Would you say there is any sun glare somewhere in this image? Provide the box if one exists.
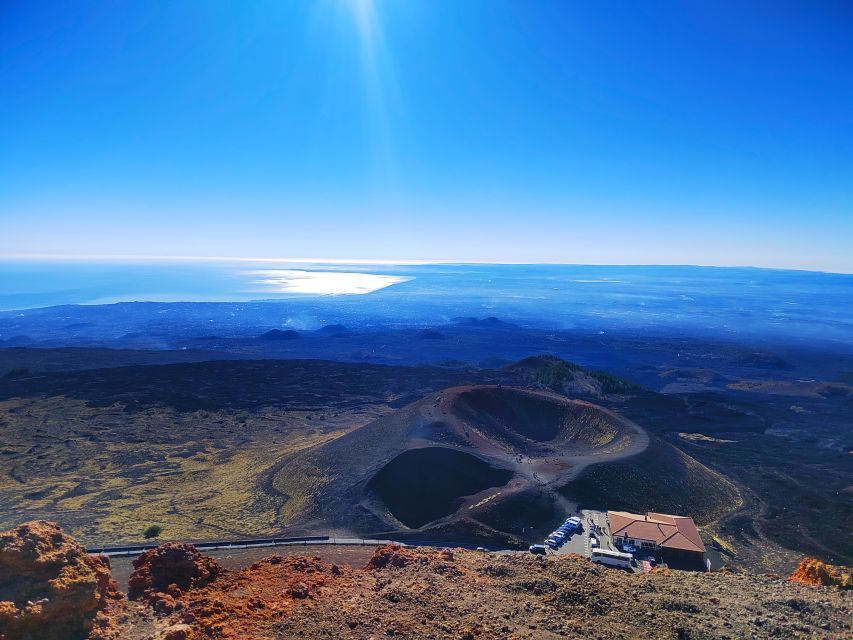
[348,0,376,39]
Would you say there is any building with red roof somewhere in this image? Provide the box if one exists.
[608,511,706,564]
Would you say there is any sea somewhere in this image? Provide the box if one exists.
[1,261,852,346]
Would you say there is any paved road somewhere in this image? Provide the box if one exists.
[87,536,505,558]
[546,510,608,559]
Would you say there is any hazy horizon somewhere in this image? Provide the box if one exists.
[3,262,852,350]
[2,255,853,277]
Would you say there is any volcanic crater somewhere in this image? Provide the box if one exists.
[362,386,648,532]
[274,384,652,542]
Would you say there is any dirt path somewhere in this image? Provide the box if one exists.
[416,389,650,489]
[548,412,650,483]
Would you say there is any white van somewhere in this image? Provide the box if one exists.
[591,548,633,569]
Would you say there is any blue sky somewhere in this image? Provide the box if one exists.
[1,1,851,271]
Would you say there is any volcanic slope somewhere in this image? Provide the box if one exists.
[0,359,515,543]
[272,385,659,543]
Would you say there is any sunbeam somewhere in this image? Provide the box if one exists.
[341,0,398,189]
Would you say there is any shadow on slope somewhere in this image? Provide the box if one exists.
[452,386,622,447]
[367,447,513,528]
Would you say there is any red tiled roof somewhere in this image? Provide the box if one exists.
[608,511,705,553]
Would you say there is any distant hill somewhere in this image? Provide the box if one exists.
[451,316,518,328]
[314,324,350,336]
[508,355,643,397]
[259,329,302,340]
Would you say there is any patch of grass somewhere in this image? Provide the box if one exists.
[0,395,371,544]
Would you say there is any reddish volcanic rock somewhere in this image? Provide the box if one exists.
[0,520,122,640]
[3,522,850,639]
[365,544,427,569]
[146,554,347,639]
[366,544,457,572]
[788,557,851,589]
[163,624,193,640]
[128,542,222,602]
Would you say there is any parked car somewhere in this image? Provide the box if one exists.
[590,537,599,548]
[567,517,581,527]
[529,544,547,555]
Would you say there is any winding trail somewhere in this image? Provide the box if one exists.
[413,385,650,487]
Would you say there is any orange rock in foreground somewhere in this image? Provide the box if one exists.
[788,557,852,589]
[128,541,223,602]
[366,543,441,569]
[0,520,123,640]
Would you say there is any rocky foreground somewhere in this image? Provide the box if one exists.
[0,522,850,640]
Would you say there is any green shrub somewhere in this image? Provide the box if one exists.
[143,525,162,539]
[534,357,581,390]
[590,370,642,394]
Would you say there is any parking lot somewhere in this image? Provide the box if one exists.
[548,524,587,557]
[546,509,606,556]
[542,509,643,573]
[541,509,596,557]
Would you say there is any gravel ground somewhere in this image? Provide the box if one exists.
[126,545,851,639]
